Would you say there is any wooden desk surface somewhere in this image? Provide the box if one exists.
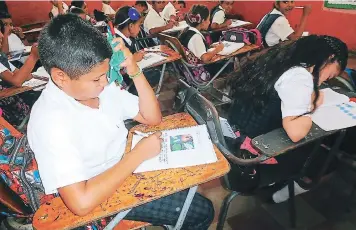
[0,77,48,100]
[32,113,230,230]
[208,44,260,64]
[141,45,182,69]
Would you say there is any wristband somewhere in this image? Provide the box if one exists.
[128,66,142,79]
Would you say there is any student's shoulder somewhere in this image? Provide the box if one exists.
[279,67,313,84]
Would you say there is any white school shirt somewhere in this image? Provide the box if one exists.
[144,8,166,34]
[51,2,69,17]
[27,79,139,194]
[274,67,313,118]
[257,9,294,47]
[212,6,226,24]
[161,2,176,21]
[8,33,25,53]
[102,2,115,15]
[0,61,16,74]
[186,27,208,59]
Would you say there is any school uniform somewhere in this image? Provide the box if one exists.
[27,78,214,229]
[102,2,115,15]
[114,28,139,54]
[179,27,208,60]
[7,33,25,53]
[51,2,69,17]
[160,2,176,21]
[256,8,294,47]
[143,8,166,34]
[211,5,226,25]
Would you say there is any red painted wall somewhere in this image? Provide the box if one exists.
[5,1,355,49]
[231,1,356,50]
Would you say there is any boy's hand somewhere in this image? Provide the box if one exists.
[30,43,39,60]
[133,132,162,161]
[224,19,232,26]
[13,27,25,38]
[111,37,138,75]
[303,5,312,16]
[133,52,144,62]
[166,21,175,30]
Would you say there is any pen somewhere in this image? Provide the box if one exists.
[134,130,150,138]
[295,6,304,9]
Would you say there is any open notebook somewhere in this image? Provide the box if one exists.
[163,21,188,33]
[311,88,355,131]
[137,52,167,69]
[131,125,218,173]
[229,20,252,28]
[208,41,245,56]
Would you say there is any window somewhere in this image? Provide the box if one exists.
[324,0,356,10]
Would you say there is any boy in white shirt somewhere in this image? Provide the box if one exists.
[161,0,185,22]
[134,1,149,16]
[28,14,214,229]
[0,12,28,54]
[102,0,116,20]
[257,1,312,47]
[50,0,68,18]
[144,0,175,35]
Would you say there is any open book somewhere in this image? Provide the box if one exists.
[137,52,167,69]
[208,41,245,56]
[131,125,218,173]
[311,88,354,131]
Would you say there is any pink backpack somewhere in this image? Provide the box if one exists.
[222,28,262,47]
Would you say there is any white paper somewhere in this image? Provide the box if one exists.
[311,88,354,131]
[137,52,166,69]
[32,67,51,79]
[131,125,217,173]
[208,41,245,56]
[22,78,47,91]
[219,117,236,139]
[229,20,252,28]
[163,21,188,33]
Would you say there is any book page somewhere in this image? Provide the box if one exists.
[208,41,244,56]
[131,125,217,173]
[319,88,349,108]
[137,53,167,69]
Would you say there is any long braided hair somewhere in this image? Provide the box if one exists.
[230,35,348,113]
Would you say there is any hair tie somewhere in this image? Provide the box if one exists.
[187,13,202,24]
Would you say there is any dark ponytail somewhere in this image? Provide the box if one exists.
[185,4,209,28]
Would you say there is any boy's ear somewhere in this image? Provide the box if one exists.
[51,67,71,88]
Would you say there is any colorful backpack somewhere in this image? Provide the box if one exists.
[222,28,262,47]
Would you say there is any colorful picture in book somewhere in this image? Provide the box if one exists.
[170,134,195,151]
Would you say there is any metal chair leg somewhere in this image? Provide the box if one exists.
[217,191,239,230]
[288,180,296,228]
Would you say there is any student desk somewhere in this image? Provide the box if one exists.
[0,76,48,100]
[140,45,181,94]
[208,44,260,64]
[32,113,230,230]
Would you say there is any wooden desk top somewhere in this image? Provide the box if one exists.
[0,77,48,100]
[208,44,260,64]
[32,113,230,230]
[141,45,182,69]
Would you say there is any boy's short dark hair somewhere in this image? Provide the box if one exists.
[175,1,186,8]
[70,7,85,15]
[0,11,11,20]
[38,14,112,79]
[135,1,148,8]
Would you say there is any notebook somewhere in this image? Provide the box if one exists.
[208,41,245,56]
[137,52,167,69]
[311,88,354,131]
[131,124,218,173]
[163,21,188,33]
[229,20,252,28]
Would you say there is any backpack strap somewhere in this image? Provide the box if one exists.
[256,13,282,47]
[210,5,223,25]
[179,29,209,50]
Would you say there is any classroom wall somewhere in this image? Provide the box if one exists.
[5,1,355,49]
[231,1,356,50]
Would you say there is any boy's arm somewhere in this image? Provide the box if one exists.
[58,132,162,216]
[149,21,174,35]
[288,5,312,40]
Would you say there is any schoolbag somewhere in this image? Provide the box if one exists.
[256,13,282,47]
[222,28,262,47]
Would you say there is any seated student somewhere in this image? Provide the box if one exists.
[228,35,348,202]
[0,21,40,126]
[102,0,115,20]
[134,0,149,16]
[114,6,160,94]
[70,0,97,24]
[161,0,186,22]
[143,0,175,35]
[257,1,312,47]
[0,12,29,55]
[50,0,68,18]
[179,5,224,64]
[27,14,214,229]
[210,0,233,30]
[69,7,87,20]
